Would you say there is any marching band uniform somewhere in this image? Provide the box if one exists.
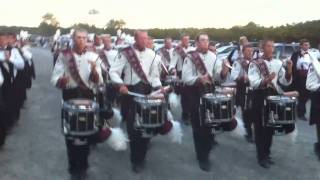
[248,56,292,168]
[0,61,5,147]
[110,45,179,173]
[0,47,24,128]
[51,48,103,176]
[169,45,194,124]
[157,46,174,69]
[291,49,313,120]
[182,49,225,171]
[97,46,118,103]
[305,51,320,158]
[231,57,253,141]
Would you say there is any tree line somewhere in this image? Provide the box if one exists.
[0,13,319,46]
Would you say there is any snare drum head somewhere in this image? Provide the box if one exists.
[64,99,98,110]
[134,97,164,106]
[267,96,296,103]
[202,93,233,101]
[221,81,237,88]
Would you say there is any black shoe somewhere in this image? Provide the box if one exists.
[132,163,144,173]
[198,160,211,172]
[258,158,270,169]
[266,156,275,165]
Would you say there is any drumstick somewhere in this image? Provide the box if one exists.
[127,91,147,98]
[160,61,169,75]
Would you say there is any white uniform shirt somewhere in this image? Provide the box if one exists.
[230,59,249,81]
[182,51,223,86]
[169,46,195,72]
[248,58,291,94]
[306,51,320,91]
[51,51,103,90]
[296,50,313,70]
[0,48,25,83]
[102,48,118,67]
[109,47,162,88]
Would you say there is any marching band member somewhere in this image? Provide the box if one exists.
[51,28,104,179]
[305,48,320,159]
[248,39,293,168]
[109,30,181,173]
[169,34,194,125]
[227,36,249,65]
[182,33,229,171]
[157,37,174,69]
[1,32,25,128]
[290,39,312,121]
[231,44,254,142]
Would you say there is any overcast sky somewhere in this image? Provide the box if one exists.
[2,0,319,28]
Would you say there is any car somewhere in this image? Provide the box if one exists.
[273,43,300,60]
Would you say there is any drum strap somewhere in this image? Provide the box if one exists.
[122,46,150,85]
[189,50,213,82]
[252,59,270,78]
[175,46,187,60]
[160,47,171,62]
[98,50,110,69]
[62,49,89,90]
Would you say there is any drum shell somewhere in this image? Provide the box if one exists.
[62,99,100,137]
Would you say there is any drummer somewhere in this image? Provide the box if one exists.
[109,30,179,173]
[248,39,293,168]
[231,44,254,142]
[182,33,229,171]
[51,28,104,179]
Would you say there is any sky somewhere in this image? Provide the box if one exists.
[1,0,319,29]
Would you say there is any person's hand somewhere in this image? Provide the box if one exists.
[266,72,276,84]
[119,85,128,95]
[58,76,69,88]
[88,60,96,70]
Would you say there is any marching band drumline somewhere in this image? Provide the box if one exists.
[2,28,320,179]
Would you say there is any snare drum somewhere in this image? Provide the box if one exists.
[61,99,100,136]
[134,97,167,137]
[200,93,234,132]
[265,96,297,135]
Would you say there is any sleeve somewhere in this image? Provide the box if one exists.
[91,57,104,85]
[182,56,198,85]
[51,53,65,87]
[10,49,25,70]
[306,64,320,91]
[248,63,263,89]
[230,61,241,81]
[109,52,126,84]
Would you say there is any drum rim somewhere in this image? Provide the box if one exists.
[134,97,164,104]
[63,98,99,110]
[267,95,296,102]
[202,93,233,100]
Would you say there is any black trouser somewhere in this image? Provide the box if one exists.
[0,110,6,146]
[121,82,152,165]
[62,88,94,174]
[242,107,253,136]
[252,89,275,160]
[188,85,214,162]
[297,91,309,118]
